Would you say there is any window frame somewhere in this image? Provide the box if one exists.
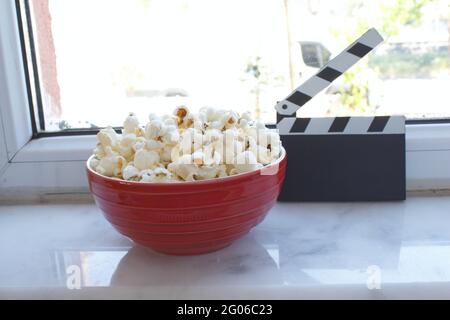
[0,0,33,160]
[1,0,450,197]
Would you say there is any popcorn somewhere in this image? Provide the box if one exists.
[254,145,272,165]
[90,107,282,183]
[182,113,196,129]
[168,162,198,181]
[174,106,190,127]
[151,167,175,183]
[146,139,165,151]
[140,167,174,183]
[201,107,222,123]
[162,115,177,127]
[197,165,227,180]
[237,112,252,129]
[119,133,137,161]
[161,126,180,145]
[202,143,221,166]
[170,145,183,164]
[266,131,282,161]
[177,154,195,165]
[123,163,140,181]
[139,169,155,183]
[97,127,120,148]
[135,127,146,137]
[192,150,205,165]
[123,112,140,135]
[221,111,239,130]
[133,137,147,152]
[160,145,174,163]
[204,129,222,144]
[134,149,160,171]
[94,143,107,158]
[145,119,165,141]
[221,130,244,164]
[95,147,126,177]
[89,157,100,171]
[234,151,263,174]
[244,136,258,152]
[210,119,226,131]
[180,128,203,154]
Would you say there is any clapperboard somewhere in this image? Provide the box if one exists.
[276,28,406,202]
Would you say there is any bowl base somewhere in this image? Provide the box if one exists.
[135,241,236,256]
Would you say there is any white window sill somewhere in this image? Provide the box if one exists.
[1,123,450,197]
[12,135,96,162]
[1,193,450,299]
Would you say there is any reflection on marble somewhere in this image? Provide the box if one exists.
[56,250,128,287]
[1,194,450,298]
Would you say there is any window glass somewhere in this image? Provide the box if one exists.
[318,44,331,67]
[301,43,321,68]
[26,0,450,131]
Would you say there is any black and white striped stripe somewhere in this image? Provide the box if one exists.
[275,28,384,117]
[277,116,405,135]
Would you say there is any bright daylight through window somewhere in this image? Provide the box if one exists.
[24,0,450,132]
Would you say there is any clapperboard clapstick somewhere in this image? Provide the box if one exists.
[276,28,384,128]
[275,28,406,202]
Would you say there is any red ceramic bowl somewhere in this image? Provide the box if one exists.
[86,148,287,255]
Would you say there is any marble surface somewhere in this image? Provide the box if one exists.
[1,194,450,299]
